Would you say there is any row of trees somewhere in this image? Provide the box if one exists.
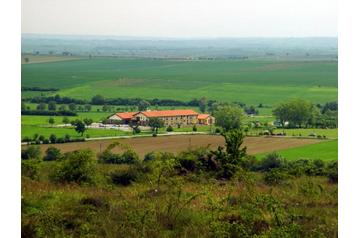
[273,99,338,128]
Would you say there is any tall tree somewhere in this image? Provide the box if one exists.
[198,97,207,113]
[48,101,57,111]
[148,118,164,133]
[74,120,86,136]
[214,105,243,132]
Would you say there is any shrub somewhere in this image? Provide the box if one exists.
[43,146,62,161]
[177,153,198,172]
[110,169,137,186]
[49,134,57,143]
[38,135,45,141]
[50,149,97,184]
[326,161,338,183]
[56,137,65,143]
[21,160,41,180]
[133,127,141,134]
[22,136,31,143]
[166,125,174,132]
[215,128,221,134]
[21,146,41,160]
[79,196,110,210]
[259,152,287,171]
[152,133,157,137]
[143,151,163,162]
[193,125,197,132]
[121,150,140,164]
[64,134,71,142]
[263,169,288,185]
[43,139,50,144]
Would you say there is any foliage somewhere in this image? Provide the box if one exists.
[148,118,164,133]
[43,146,62,161]
[166,125,174,132]
[50,149,97,184]
[21,146,41,160]
[263,169,289,185]
[214,105,243,132]
[73,120,86,136]
[21,159,41,180]
[138,100,151,111]
[98,142,140,164]
[258,152,287,172]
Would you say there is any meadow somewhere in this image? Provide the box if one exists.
[22,58,338,106]
[257,139,338,161]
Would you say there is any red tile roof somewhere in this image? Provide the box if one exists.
[115,112,137,120]
[198,114,210,120]
[136,109,198,118]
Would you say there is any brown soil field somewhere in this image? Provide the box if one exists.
[28,135,323,158]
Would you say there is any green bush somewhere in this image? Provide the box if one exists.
[263,169,288,185]
[143,151,163,162]
[110,169,137,186]
[259,152,287,171]
[43,146,62,161]
[121,149,140,164]
[166,125,174,132]
[193,125,197,132]
[49,134,57,143]
[21,160,41,180]
[326,161,338,183]
[50,149,97,184]
[21,146,41,160]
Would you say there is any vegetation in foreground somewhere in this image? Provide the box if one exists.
[22,129,337,237]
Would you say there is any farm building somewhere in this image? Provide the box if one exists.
[133,110,199,126]
[107,112,136,124]
[197,114,216,125]
[108,109,215,126]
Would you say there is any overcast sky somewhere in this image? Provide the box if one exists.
[22,0,337,38]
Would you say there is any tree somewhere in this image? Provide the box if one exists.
[49,134,57,143]
[74,120,86,136]
[48,117,55,127]
[48,101,57,111]
[148,118,164,133]
[21,146,41,160]
[62,117,70,124]
[84,104,92,112]
[83,118,93,127]
[138,100,150,111]
[21,102,26,110]
[199,97,207,113]
[68,103,77,111]
[273,99,316,128]
[43,147,62,161]
[36,103,46,111]
[223,129,247,163]
[91,95,105,105]
[24,57,29,63]
[59,105,66,111]
[214,105,244,132]
[102,105,111,112]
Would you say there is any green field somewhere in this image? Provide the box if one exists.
[22,58,337,105]
[258,139,338,161]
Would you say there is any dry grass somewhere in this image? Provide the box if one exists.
[26,135,323,158]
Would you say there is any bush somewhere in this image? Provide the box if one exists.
[152,133,157,137]
[50,149,97,184]
[263,169,288,185]
[193,125,197,132]
[110,169,137,186]
[43,146,62,161]
[326,161,338,183]
[166,125,174,132]
[49,134,57,143]
[43,139,50,144]
[21,160,41,180]
[133,127,141,134]
[215,128,221,134]
[64,134,71,142]
[121,150,140,164]
[177,153,198,172]
[22,136,31,143]
[259,152,287,171]
[56,137,65,143]
[144,151,162,162]
[38,135,45,141]
[21,146,41,160]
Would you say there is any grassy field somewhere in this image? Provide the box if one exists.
[258,139,338,161]
[21,54,85,64]
[22,58,337,105]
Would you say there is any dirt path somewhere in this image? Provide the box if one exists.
[27,135,323,158]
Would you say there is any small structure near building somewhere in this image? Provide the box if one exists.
[107,112,136,124]
[197,114,215,125]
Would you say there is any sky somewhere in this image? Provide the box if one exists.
[22,0,337,38]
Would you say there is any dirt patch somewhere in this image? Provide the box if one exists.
[27,135,323,159]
